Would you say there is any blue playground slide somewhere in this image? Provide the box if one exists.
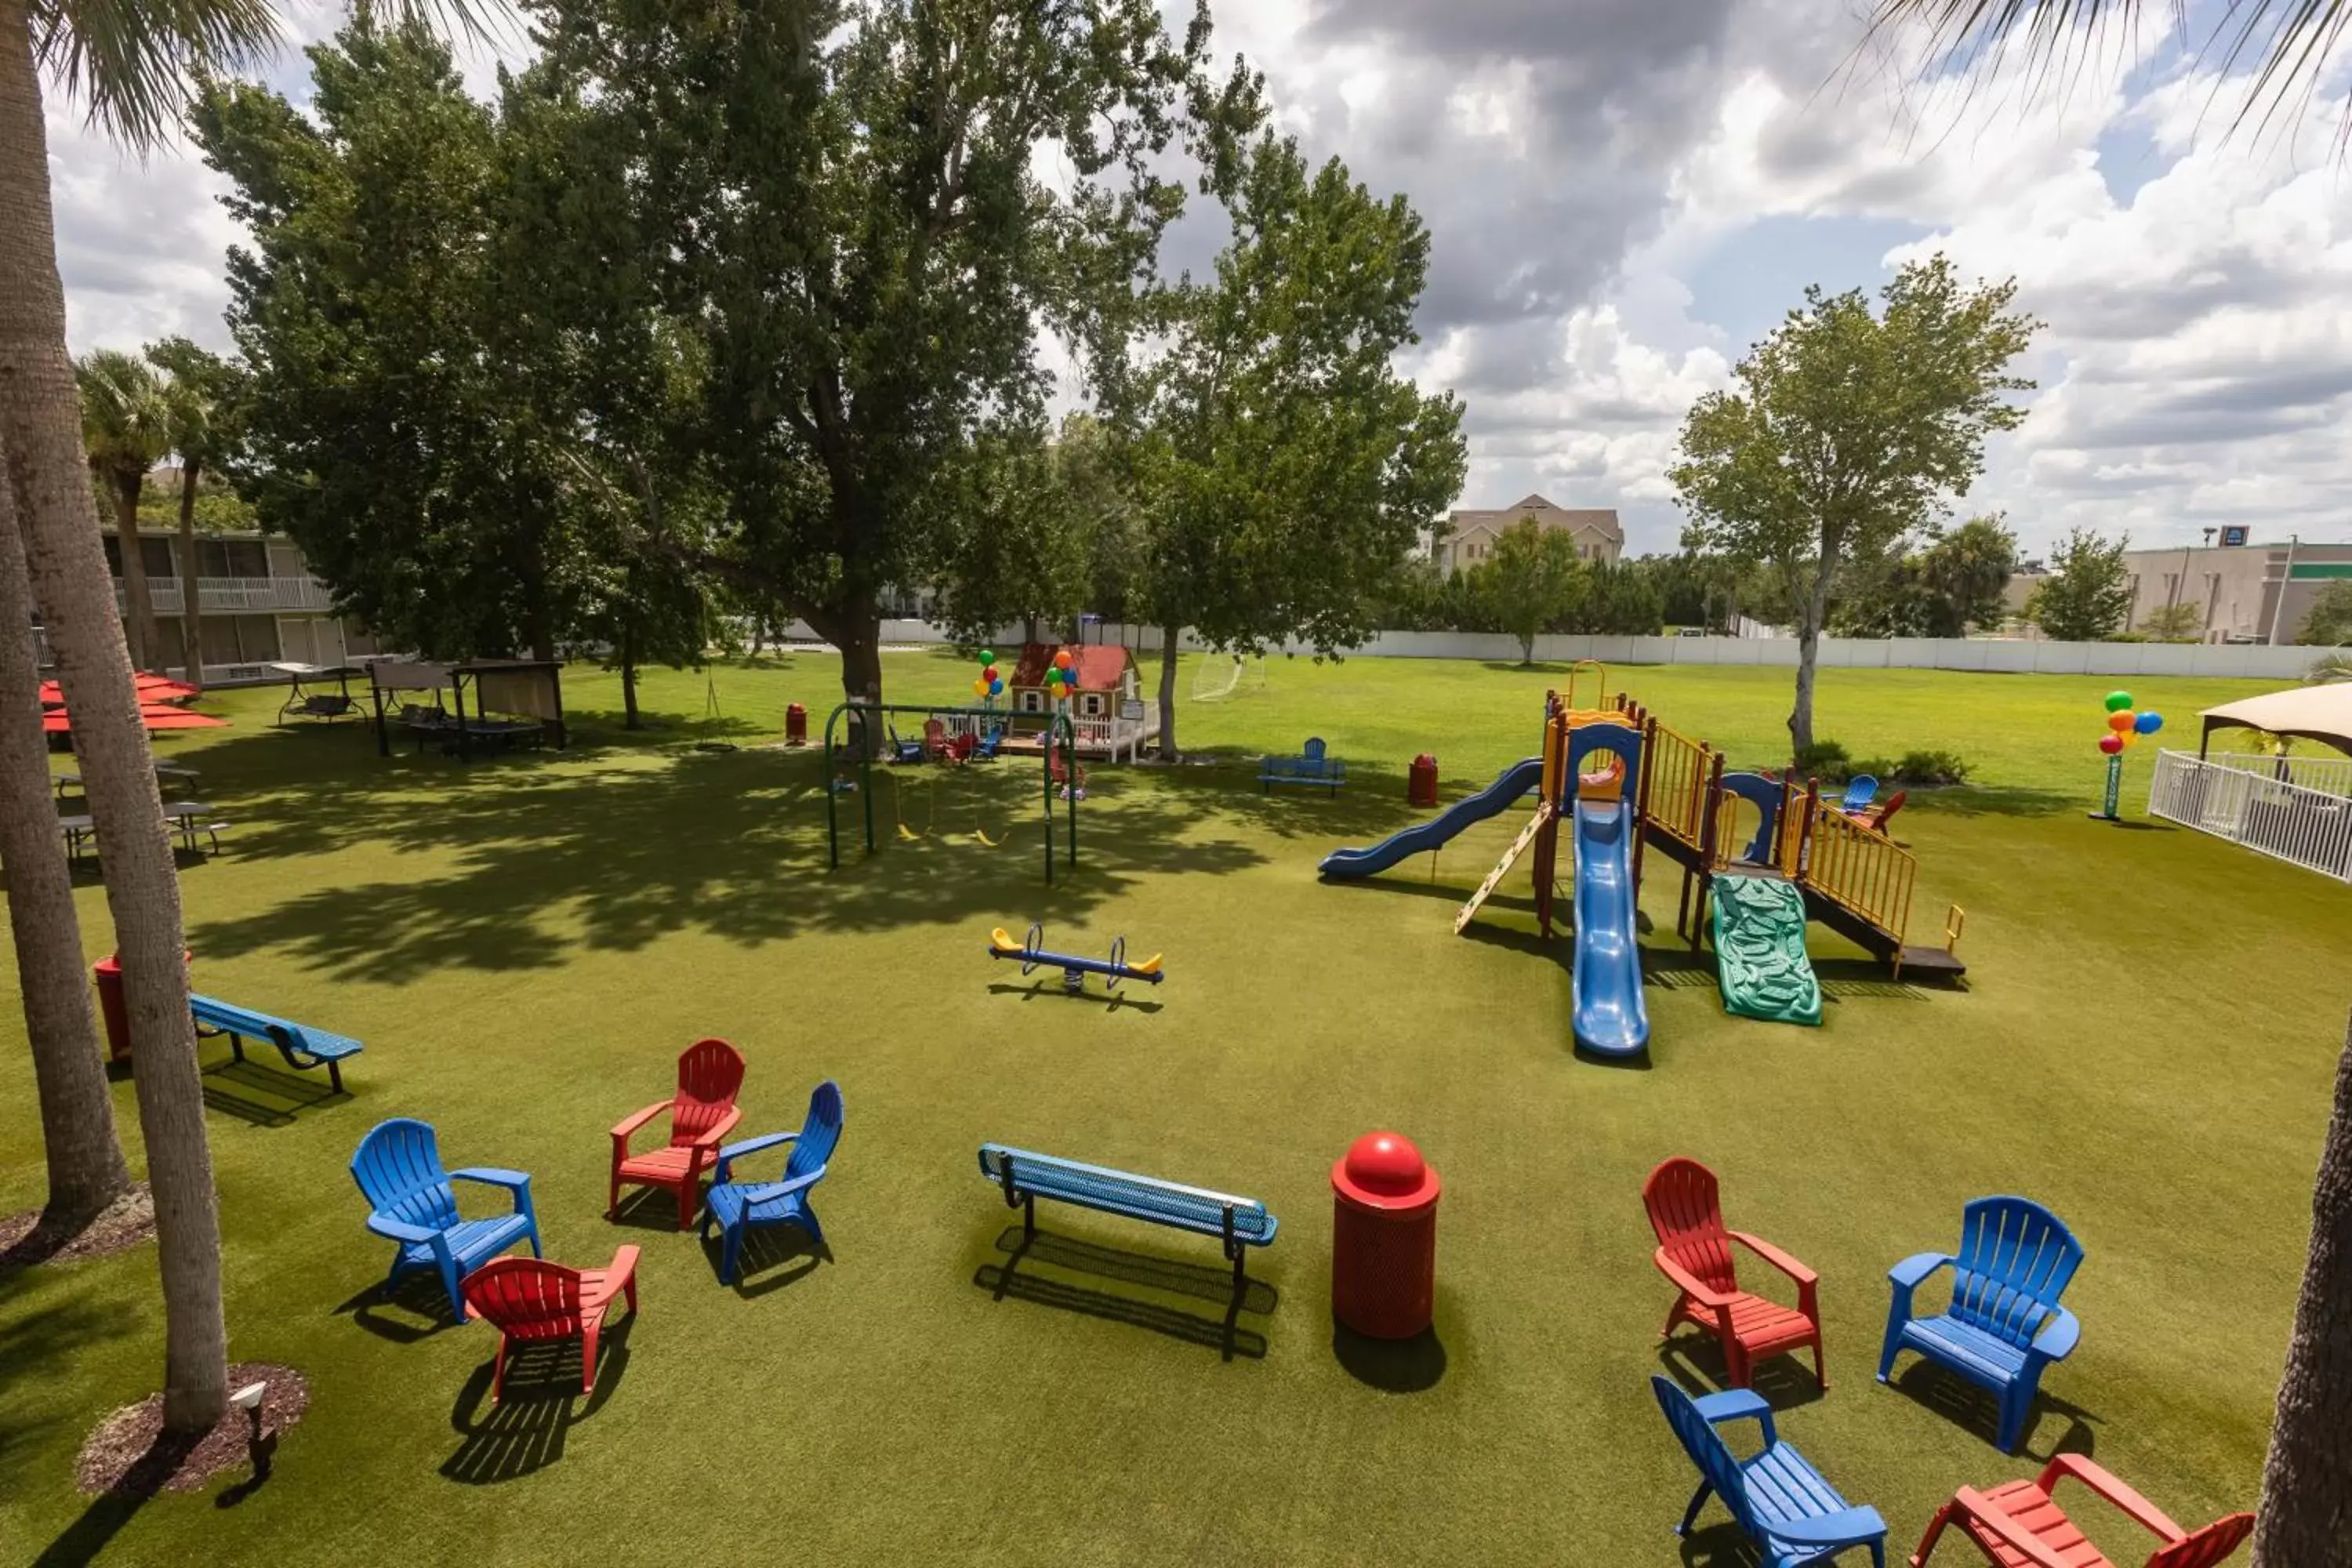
[1318,757,1544,879]
[1570,798,1650,1058]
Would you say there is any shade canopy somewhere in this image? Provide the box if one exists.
[2200,683,2352,758]
[42,703,230,734]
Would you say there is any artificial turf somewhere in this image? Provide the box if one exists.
[2,650,2345,1565]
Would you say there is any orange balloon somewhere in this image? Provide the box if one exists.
[1054,650,1074,670]
[2106,710,2135,733]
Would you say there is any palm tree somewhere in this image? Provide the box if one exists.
[1853,20,2352,1563]
[146,336,238,691]
[4,0,482,1436]
[0,447,132,1232]
[76,348,171,670]
[1860,3,2352,142]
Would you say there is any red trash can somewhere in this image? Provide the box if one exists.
[93,955,131,1064]
[785,702,808,746]
[1408,753,1439,808]
[1331,1130,1442,1339]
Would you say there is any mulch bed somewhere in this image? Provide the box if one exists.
[74,1364,310,1497]
[0,1184,155,1270]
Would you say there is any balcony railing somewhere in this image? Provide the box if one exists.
[122,575,337,615]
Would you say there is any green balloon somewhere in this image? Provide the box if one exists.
[978,648,995,666]
[2103,690,2134,713]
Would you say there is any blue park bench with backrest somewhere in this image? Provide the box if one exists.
[978,1144,1279,1289]
[1258,736,1346,795]
[190,993,364,1094]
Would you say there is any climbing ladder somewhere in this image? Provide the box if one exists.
[1455,800,1555,935]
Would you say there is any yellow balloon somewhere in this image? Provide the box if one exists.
[972,679,988,695]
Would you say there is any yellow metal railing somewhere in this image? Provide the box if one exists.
[1646,723,1714,851]
[1799,800,1916,948]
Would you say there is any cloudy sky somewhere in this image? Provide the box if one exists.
[43,0,2352,557]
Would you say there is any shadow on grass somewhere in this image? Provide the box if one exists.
[973,1222,1271,1361]
[1913,784,2085,818]
[1678,1520,1770,1567]
[1656,1336,1825,1412]
[333,1271,462,1345]
[441,1318,633,1484]
[180,736,1269,981]
[198,1057,347,1128]
[1883,1360,2100,1462]
[30,1437,201,1567]
[699,1222,829,1297]
[985,980,1165,1014]
[1332,1323,1447,1392]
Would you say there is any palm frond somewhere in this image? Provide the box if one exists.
[30,0,511,155]
[1861,0,2352,147]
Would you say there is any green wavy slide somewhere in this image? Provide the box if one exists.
[1711,873,1822,1026]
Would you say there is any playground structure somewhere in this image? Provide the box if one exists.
[1322,662,1965,1056]
[825,702,1080,884]
[989,924,1165,996]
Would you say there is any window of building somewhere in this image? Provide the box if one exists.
[102,536,180,578]
[1083,692,1105,717]
[197,539,270,578]
[1019,689,1044,714]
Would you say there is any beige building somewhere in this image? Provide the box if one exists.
[62,517,376,682]
[1436,495,1623,573]
[2123,539,2352,644]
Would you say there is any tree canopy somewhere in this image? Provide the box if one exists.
[2028,527,2134,641]
[1671,254,2039,753]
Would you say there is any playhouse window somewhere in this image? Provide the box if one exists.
[1083,693,1104,717]
[1020,690,1044,714]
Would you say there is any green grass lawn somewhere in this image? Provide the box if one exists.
[2,650,2344,1565]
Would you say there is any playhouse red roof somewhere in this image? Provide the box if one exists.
[1008,643,1129,691]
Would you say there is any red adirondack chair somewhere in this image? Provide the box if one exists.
[1864,789,1908,836]
[462,1247,641,1403]
[1642,1156,1827,1389]
[1911,1454,2253,1568]
[608,1038,746,1229]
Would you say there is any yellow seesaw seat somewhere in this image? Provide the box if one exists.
[1124,954,1163,977]
[989,927,1025,955]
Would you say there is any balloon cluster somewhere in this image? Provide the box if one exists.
[970,648,1004,702]
[2097,689,2164,756]
[1043,648,1076,702]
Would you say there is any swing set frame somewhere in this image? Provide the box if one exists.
[823,702,1080,884]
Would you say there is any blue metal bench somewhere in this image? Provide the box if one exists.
[1258,736,1346,794]
[190,993,364,1094]
[978,1144,1278,1287]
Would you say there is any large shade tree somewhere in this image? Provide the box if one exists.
[145,336,244,690]
[522,0,1226,713]
[1858,10,2352,1561]
[1670,255,2038,756]
[76,347,172,670]
[3,0,486,1437]
[1134,131,1466,755]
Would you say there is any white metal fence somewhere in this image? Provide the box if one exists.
[2148,749,2352,883]
[2195,751,2352,799]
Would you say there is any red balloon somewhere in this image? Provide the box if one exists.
[982,665,999,683]
[2098,734,2125,755]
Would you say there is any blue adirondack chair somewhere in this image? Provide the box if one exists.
[1878,1196,2084,1453]
[1838,775,1878,815]
[700,1080,843,1284]
[1652,1375,1887,1567]
[350,1118,540,1321]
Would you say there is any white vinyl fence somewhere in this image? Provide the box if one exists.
[2148,749,2352,884]
[781,619,2323,681]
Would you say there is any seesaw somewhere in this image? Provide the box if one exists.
[988,924,1165,996]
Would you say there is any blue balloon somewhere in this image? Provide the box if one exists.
[989,678,1004,695]
[2135,710,2164,735]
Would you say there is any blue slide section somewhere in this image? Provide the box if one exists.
[1318,757,1543,879]
[1570,799,1650,1058]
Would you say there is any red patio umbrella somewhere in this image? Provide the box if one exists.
[42,703,229,734]
[38,673,199,708]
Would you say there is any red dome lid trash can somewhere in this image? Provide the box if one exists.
[785,702,808,746]
[1407,753,1439,809]
[93,955,131,1064]
[1331,1131,1441,1340]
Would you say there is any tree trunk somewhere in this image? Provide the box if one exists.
[1788,554,1838,758]
[110,471,158,671]
[0,455,132,1227]
[2252,1010,2352,1568]
[0,0,227,1433]
[1156,623,1180,760]
[748,615,765,658]
[1519,631,1535,664]
[175,460,201,691]
[619,626,640,730]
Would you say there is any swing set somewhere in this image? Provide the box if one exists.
[824,702,1080,885]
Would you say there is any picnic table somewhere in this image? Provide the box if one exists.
[52,762,201,800]
[57,801,227,862]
